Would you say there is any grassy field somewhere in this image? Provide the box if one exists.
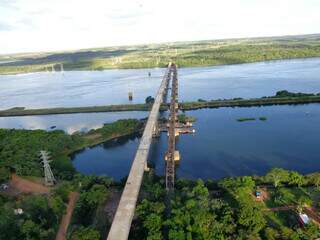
[1,34,320,74]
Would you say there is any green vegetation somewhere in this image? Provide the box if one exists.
[0,119,143,239]
[145,96,155,104]
[271,90,317,98]
[1,91,320,117]
[69,175,113,239]
[237,117,256,122]
[1,116,320,238]
[237,117,267,122]
[0,119,143,182]
[177,114,196,123]
[1,34,320,74]
[180,92,320,111]
[0,189,68,239]
[0,173,115,240]
[0,104,152,117]
[130,169,320,239]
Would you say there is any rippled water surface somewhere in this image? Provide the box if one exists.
[1,58,320,110]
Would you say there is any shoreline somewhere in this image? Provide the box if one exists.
[1,56,319,76]
[2,95,320,117]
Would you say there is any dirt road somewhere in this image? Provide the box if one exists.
[10,174,49,194]
[56,192,79,240]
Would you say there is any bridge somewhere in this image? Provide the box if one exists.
[165,64,179,191]
[107,63,173,240]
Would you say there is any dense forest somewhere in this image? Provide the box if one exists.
[130,170,320,240]
[1,34,320,74]
[0,119,143,182]
[2,167,320,239]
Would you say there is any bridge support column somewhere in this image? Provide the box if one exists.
[152,122,160,138]
[144,162,150,172]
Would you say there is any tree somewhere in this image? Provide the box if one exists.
[22,220,40,240]
[237,199,266,234]
[297,223,320,239]
[265,168,290,188]
[307,173,320,189]
[71,227,100,240]
[0,167,10,183]
[297,196,312,212]
[51,196,65,222]
[145,96,155,104]
[288,171,305,187]
[274,188,295,205]
[264,227,279,240]
[165,180,235,239]
[143,214,163,240]
[0,206,21,239]
[240,176,255,189]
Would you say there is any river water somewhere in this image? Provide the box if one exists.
[1,58,320,180]
[1,58,320,110]
[72,104,320,180]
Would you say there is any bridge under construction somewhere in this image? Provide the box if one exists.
[107,63,189,240]
[165,63,179,192]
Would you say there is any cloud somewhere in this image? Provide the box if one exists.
[0,0,320,54]
[0,22,14,31]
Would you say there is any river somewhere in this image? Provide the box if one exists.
[72,104,320,180]
[1,58,320,110]
[1,58,320,180]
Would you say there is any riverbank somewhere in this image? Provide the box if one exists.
[2,92,320,117]
[0,119,144,181]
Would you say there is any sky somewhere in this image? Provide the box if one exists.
[0,0,319,54]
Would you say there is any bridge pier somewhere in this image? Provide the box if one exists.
[144,161,150,172]
[152,122,160,138]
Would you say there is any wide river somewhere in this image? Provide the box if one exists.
[1,58,320,110]
[1,58,320,180]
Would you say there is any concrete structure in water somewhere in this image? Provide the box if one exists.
[107,63,172,240]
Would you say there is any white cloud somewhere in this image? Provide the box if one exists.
[0,0,319,54]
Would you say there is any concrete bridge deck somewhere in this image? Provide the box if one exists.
[107,64,172,240]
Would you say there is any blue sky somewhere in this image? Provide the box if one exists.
[0,0,319,54]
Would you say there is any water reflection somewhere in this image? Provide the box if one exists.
[0,111,148,134]
[73,104,320,180]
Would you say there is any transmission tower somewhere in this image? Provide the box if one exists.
[39,150,56,186]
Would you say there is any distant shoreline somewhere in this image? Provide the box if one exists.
[1,56,320,76]
[1,34,320,75]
